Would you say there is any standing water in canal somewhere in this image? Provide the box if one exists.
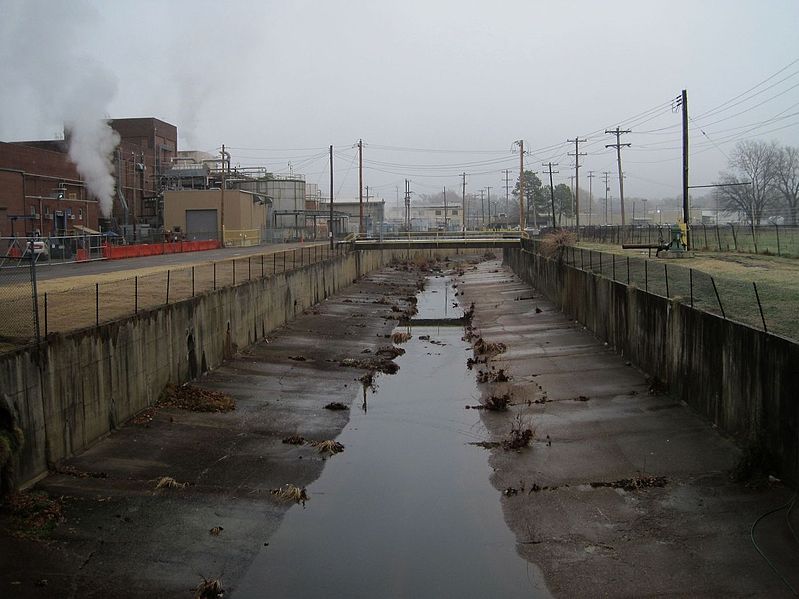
[235,273,549,598]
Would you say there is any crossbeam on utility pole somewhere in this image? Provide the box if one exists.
[543,162,559,228]
[567,137,587,230]
[605,127,632,227]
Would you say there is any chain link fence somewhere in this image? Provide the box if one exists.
[575,224,799,257]
[523,238,797,341]
[37,243,345,338]
[0,247,40,354]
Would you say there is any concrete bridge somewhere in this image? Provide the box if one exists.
[349,231,524,251]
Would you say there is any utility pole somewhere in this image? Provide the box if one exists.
[601,172,610,224]
[486,186,492,227]
[567,137,587,230]
[503,169,510,226]
[329,145,334,250]
[480,189,485,226]
[519,140,525,230]
[357,139,364,236]
[461,172,467,233]
[543,162,558,229]
[587,171,595,226]
[605,128,631,227]
[443,186,448,231]
[404,179,411,231]
[680,89,690,249]
[220,144,226,246]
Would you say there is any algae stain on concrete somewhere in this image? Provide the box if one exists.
[234,275,549,598]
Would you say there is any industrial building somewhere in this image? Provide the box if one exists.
[0,141,97,237]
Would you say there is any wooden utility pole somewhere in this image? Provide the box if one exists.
[480,189,485,226]
[587,170,595,226]
[461,172,467,233]
[443,186,448,231]
[358,139,364,236]
[404,179,411,230]
[520,140,525,231]
[486,186,492,227]
[503,169,511,225]
[329,145,334,250]
[605,128,631,226]
[567,137,587,230]
[543,162,558,229]
[602,171,610,224]
[681,89,690,249]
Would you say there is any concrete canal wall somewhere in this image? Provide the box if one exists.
[1,247,469,488]
[504,247,799,482]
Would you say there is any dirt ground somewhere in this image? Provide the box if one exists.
[457,259,799,597]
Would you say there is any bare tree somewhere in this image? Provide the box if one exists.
[775,146,799,225]
[715,140,779,224]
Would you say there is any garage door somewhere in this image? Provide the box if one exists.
[185,209,218,240]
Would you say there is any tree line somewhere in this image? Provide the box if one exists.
[715,140,799,225]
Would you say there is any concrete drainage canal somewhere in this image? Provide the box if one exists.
[235,268,549,598]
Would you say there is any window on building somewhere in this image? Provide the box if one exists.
[30,206,36,216]
[44,206,50,216]
[435,210,442,216]
[78,208,83,220]
[452,210,458,215]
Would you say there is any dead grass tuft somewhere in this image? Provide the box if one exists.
[539,230,576,261]
[159,384,235,413]
[152,476,188,490]
[282,434,306,445]
[195,576,224,599]
[312,440,345,455]
[502,415,535,451]
[271,484,309,504]
[391,331,412,344]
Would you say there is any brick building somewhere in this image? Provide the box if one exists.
[0,141,97,237]
[109,118,177,228]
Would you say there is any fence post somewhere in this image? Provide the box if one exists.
[249,256,252,280]
[44,292,48,337]
[775,224,781,256]
[95,282,99,326]
[730,224,738,251]
[273,252,276,273]
[166,270,171,304]
[599,252,602,274]
[28,241,41,344]
[750,222,758,254]
[589,250,592,271]
[626,257,630,284]
[612,254,616,280]
[711,276,725,318]
[580,248,584,269]
[753,282,767,332]
[644,260,648,292]
[233,260,236,285]
[135,276,139,313]
[689,268,693,307]
[703,224,708,250]
[293,249,297,269]
[213,262,217,290]
[716,225,722,251]
[261,254,264,277]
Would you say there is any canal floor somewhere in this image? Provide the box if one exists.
[235,274,548,598]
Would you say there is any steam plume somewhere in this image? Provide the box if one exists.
[0,1,120,216]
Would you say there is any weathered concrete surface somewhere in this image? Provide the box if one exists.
[505,247,799,483]
[0,265,426,597]
[458,259,799,598]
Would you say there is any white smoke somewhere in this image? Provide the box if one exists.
[0,0,120,216]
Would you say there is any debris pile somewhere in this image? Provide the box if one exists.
[324,402,348,411]
[159,384,235,413]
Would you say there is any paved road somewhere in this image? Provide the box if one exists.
[30,241,327,282]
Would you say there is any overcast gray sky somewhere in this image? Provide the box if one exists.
[2,0,798,207]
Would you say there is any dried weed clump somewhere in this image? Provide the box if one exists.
[539,230,576,261]
[195,576,224,599]
[153,476,188,490]
[391,331,412,344]
[159,384,235,413]
[502,415,535,451]
[271,484,309,505]
[312,440,345,455]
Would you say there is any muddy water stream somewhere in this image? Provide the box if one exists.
[235,274,548,598]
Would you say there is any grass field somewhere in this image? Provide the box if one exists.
[572,242,799,341]
[0,244,337,345]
